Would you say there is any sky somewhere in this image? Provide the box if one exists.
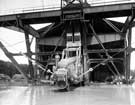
[0,27,34,64]
[0,0,61,15]
[0,0,57,64]
[0,0,135,71]
[0,24,47,64]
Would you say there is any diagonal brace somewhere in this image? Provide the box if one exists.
[16,17,40,38]
[89,23,121,77]
[98,53,117,76]
[121,15,134,33]
[0,41,28,80]
[103,18,121,33]
[40,23,55,37]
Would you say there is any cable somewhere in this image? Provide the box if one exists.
[8,40,25,47]
[0,38,24,48]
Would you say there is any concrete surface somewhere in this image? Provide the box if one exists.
[0,84,135,105]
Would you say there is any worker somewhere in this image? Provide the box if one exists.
[46,68,52,80]
[55,53,60,68]
[52,65,57,72]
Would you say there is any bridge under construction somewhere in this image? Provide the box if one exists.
[1,0,135,105]
[0,0,135,84]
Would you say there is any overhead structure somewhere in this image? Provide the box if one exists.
[0,0,135,83]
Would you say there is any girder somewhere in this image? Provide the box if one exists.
[0,3,135,25]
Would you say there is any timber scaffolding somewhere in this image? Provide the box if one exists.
[0,0,135,83]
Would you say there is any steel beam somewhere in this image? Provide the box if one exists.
[88,58,124,63]
[89,24,109,56]
[87,48,124,53]
[0,3,135,25]
[16,17,40,38]
[82,21,89,84]
[125,27,132,83]
[89,23,121,77]
[103,18,121,33]
[40,23,55,37]
[5,26,24,33]
[22,25,40,38]
[97,53,118,76]
[30,36,34,46]
[25,32,34,79]
[0,41,28,80]
[121,16,134,33]
[9,51,62,56]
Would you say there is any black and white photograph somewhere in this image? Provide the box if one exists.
[0,0,135,105]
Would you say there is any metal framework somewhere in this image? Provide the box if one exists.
[0,1,135,83]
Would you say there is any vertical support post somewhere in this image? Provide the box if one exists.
[82,22,89,85]
[35,38,40,79]
[124,33,127,83]
[25,32,34,80]
[126,27,132,84]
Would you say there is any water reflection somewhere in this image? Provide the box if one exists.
[130,86,135,105]
[0,85,135,105]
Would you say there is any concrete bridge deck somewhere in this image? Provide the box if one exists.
[0,2,135,26]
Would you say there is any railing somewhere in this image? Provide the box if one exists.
[89,0,135,6]
[0,0,134,16]
[0,6,61,16]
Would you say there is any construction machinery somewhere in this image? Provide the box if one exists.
[1,0,135,88]
[51,22,85,90]
[52,47,84,90]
